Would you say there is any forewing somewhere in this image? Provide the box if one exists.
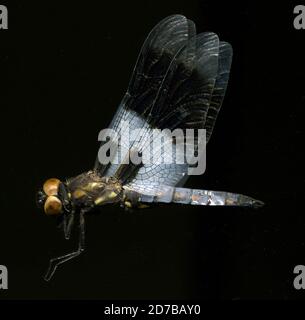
[94,15,196,175]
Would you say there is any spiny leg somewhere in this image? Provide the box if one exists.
[44,210,85,281]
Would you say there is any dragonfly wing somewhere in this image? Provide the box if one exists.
[94,15,196,175]
[94,16,232,189]
[125,35,232,189]
[205,42,233,142]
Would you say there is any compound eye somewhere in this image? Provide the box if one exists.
[44,196,63,216]
[43,178,61,196]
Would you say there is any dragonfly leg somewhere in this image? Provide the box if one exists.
[63,212,75,240]
[44,210,85,281]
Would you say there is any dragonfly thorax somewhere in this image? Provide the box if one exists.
[67,171,123,210]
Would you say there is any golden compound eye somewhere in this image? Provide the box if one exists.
[44,196,63,216]
[43,178,61,196]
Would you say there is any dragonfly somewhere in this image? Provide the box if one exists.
[36,15,263,281]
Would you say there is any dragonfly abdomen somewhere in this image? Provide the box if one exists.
[126,185,263,208]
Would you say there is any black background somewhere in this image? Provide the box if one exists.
[0,0,304,300]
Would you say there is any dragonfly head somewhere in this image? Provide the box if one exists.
[36,178,64,216]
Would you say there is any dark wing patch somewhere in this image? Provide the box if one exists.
[205,42,233,142]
